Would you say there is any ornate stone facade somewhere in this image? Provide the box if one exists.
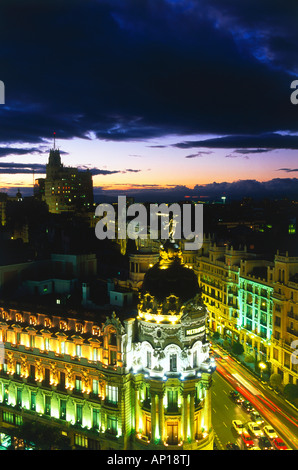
[0,241,214,450]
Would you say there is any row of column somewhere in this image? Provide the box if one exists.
[135,386,198,443]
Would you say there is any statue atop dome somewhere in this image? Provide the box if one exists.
[140,238,201,307]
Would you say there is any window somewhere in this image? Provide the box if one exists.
[29,365,35,381]
[16,388,22,407]
[169,354,177,372]
[60,399,67,420]
[30,335,35,348]
[45,395,51,415]
[93,348,99,361]
[3,412,22,426]
[29,316,37,326]
[106,385,118,404]
[92,326,100,336]
[16,332,21,345]
[92,379,99,395]
[3,386,8,403]
[275,316,281,327]
[109,350,117,366]
[31,392,36,411]
[44,337,50,351]
[76,344,82,357]
[59,372,66,389]
[75,376,82,392]
[76,404,83,425]
[44,368,50,385]
[16,362,21,376]
[167,390,178,411]
[60,341,65,354]
[74,433,88,448]
[145,417,151,438]
[107,416,118,435]
[59,321,67,330]
[109,332,117,346]
[92,409,100,429]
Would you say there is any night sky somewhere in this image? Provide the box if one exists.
[0,0,298,201]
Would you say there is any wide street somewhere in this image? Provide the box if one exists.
[211,347,298,450]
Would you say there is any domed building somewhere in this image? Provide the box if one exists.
[130,239,215,450]
[0,238,214,451]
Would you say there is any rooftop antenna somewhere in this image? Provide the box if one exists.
[53,131,56,150]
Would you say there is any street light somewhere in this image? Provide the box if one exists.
[259,361,266,379]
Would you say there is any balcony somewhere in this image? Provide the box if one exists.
[287,311,298,321]
[287,327,298,337]
[141,399,151,411]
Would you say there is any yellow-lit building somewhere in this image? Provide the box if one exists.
[44,147,93,214]
[0,240,214,450]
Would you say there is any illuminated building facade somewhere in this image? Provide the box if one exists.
[0,241,214,450]
[238,259,273,364]
[270,252,298,385]
[197,240,298,386]
[196,242,249,344]
[132,240,214,450]
[44,148,93,214]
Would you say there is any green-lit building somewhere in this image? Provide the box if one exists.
[0,241,214,450]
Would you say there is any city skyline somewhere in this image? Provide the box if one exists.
[0,0,298,201]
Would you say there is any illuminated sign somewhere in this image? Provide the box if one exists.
[185,325,205,336]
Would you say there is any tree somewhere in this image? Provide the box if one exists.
[231,342,244,356]
[244,354,255,363]
[17,421,71,450]
[284,383,298,402]
[269,373,282,390]
[212,331,220,341]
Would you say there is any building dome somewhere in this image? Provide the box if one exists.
[141,239,200,303]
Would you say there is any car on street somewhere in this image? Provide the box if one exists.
[226,442,240,450]
[247,421,264,437]
[272,438,288,450]
[241,429,254,448]
[242,400,254,412]
[229,391,244,404]
[250,410,264,425]
[232,419,244,434]
[258,436,274,450]
[263,425,278,440]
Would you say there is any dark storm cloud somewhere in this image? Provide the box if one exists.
[0,0,297,148]
[0,162,140,176]
[0,147,44,157]
[173,133,298,150]
[0,162,46,174]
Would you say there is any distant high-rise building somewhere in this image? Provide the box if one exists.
[44,147,93,214]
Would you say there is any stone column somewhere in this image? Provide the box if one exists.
[158,392,164,441]
[151,391,156,441]
[182,393,188,441]
[135,387,140,433]
[189,391,195,441]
